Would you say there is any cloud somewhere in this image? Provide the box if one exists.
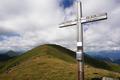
[0,0,120,52]
[80,0,120,51]
[0,0,75,51]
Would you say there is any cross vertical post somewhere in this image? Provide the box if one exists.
[59,1,107,80]
[77,1,84,80]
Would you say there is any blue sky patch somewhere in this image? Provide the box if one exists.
[0,32,20,41]
[60,0,75,9]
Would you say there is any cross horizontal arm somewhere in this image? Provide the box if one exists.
[59,13,107,28]
[82,13,107,23]
[59,20,76,28]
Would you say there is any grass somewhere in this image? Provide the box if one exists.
[0,44,120,80]
[0,55,77,80]
[0,44,75,73]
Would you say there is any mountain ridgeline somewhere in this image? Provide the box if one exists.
[87,51,120,64]
[0,50,18,61]
[0,44,120,80]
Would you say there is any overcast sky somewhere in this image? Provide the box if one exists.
[0,0,120,52]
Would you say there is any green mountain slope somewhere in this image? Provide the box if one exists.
[0,44,120,80]
[85,54,120,72]
[0,44,76,73]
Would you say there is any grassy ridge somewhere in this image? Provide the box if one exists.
[0,44,120,80]
[0,55,77,80]
[84,54,120,72]
[0,44,76,73]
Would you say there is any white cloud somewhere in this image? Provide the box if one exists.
[81,0,120,51]
[0,0,77,52]
[0,0,120,52]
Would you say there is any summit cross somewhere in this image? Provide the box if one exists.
[59,1,107,80]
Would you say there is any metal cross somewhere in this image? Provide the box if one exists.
[59,1,107,80]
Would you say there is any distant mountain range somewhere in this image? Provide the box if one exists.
[86,50,120,64]
[0,50,21,61]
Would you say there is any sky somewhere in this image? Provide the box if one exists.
[0,0,120,52]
